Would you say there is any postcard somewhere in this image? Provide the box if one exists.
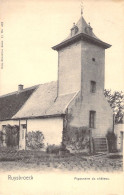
[0,0,124,194]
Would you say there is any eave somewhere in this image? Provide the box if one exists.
[11,113,65,120]
[52,33,111,51]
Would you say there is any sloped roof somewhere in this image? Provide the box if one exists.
[12,81,77,119]
[0,85,38,121]
[52,16,111,50]
[64,16,100,42]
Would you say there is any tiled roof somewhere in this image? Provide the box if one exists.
[12,81,77,119]
[64,16,100,42]
[0,85,38,121]
[52,16,111,50]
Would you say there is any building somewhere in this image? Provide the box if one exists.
[114,122,124,152]
[0,14,113,151]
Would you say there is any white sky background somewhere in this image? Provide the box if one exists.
[0,0,124,95]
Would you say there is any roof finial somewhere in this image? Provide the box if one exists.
[81,1,84,16]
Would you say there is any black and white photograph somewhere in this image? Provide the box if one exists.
[0,0,124,194]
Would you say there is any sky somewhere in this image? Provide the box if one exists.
[0,0,124,95]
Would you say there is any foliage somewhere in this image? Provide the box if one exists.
[0,131,3,146]
[64,126,90,151]
[26,131,44,150]
[46,144,70,154]
[4,125,19,147]
[104,89,124,124]
[46,144,62,154]
[106,131,117,153]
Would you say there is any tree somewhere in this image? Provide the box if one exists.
[104,89,124,124]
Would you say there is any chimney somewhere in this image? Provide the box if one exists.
[18,84,23,93]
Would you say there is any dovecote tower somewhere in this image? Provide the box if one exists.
[52,16,111,97]
[52,14,113,138]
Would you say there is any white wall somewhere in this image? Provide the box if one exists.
[0,117,63,149]
[27,117,63,146]
[58,41,81,95]
[68,92,113,138]
[114,124,124,151]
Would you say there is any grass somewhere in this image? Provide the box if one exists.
[108,154,123,159]
[0,148,123,172]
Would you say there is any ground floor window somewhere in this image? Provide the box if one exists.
[89,111,96,128]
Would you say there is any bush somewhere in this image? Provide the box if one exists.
[26,131,44,150]
[3,125,19,147]
[46,144,70,155]
[106,131,117,153]
[63,126,90,151]
[0,131,3,146]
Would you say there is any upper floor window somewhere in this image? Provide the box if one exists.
[92,58,95,62]
[90,81,96,93]
[89,111,96,128]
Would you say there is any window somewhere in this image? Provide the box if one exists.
[71,24,78,36]
[22,124,26,129]
[89,111,96,128]
[92,58,95,62]
[90,81,96,93]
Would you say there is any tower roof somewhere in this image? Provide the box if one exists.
[52,16,111,50]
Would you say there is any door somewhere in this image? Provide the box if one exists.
[19,124,26,150]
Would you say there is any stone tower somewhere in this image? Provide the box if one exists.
[52,16,111,97]
[52,15,113,138]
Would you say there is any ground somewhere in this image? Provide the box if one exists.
[0,149,123,172]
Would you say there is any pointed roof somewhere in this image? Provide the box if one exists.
[65,16,99,41]
[52,16,111,50]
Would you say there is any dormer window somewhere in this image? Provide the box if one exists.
[85,23,93,36]
[71,23,78,36]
